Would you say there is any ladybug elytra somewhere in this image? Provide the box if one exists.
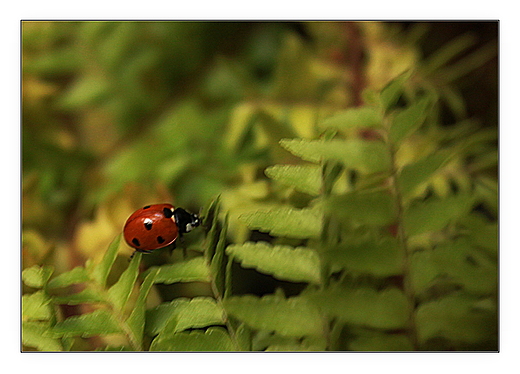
[123,204,200,256]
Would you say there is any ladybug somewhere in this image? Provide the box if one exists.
[123,203,200,256]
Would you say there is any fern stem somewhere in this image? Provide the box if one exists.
[385,125,420,350]
[204,248,241,350]
[392,180,420,350]
[208,267,242,351]
[319,161,343,349]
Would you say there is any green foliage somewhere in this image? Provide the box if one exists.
[217,70,496,351]
[22,69,497,352]
[319,106,383,132]
[147,257,210,284]
[307,286,409,329]
[380,70,413,111]
[226,242,322,284]
[239,206,322,239]
[265,164,322,196]
[224,295,324,337]
[22,22,497,351]
[323,236,403,277]
[280,138,391,173]
[22,236,158,351]
[150,327,234,351]
[146,297,225,336]
[389,96,432,144]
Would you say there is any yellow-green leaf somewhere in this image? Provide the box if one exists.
[265,164,322,196]
[319,106,382,132]
[22,265,54,289]
[150,257,210,284]
[280,138,390,174]
[224,294,324,337]
[227,242,321,284]
[150,327,234,351]
[307,287,408,329]
[239,206,322,239]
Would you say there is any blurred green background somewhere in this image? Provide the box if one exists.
[22,21,497,287]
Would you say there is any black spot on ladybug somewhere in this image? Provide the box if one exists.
[157,236,165,244]
[163,207,173,218]
[144,221,153,230]
[132,238,141,247]
[143,205,151,209]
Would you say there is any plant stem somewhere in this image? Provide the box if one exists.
[385,124,420,350]
[208,265,242,351]
[344,22,365,107]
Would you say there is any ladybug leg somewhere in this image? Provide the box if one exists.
[177,234,188,259]
[168,241,177,256]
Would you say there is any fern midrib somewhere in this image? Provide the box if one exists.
[384,120,420,350]
[205,257,242,351]
[319,162,340,350]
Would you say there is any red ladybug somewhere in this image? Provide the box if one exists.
[123,203,200,256]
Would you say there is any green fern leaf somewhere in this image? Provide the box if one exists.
[239,206,321,239]
[22,291,52,321]
[380,70,412,112]
[265,335,327,351]
[147,297,225,336]
[107,252,141,311]
[398,150,453,199]
[319,106,383,132]
[126,268,159,349]
[410,238,497,296]
[22,265,54,289]
[324,236,403,277]
[51,309,123,338]
[389,97,431,144]
[404,194,474,236]
[416,294,497,347]
[224,294,324,337]
[58,75,111,109]
[265,164,322,196]
[235,323,252,351]
[226,242,321,284]
[96,345,132,351]
[52,288,106,305]
[421,33,476,75]
[200,196,222,260]
[280,138,390,173]
[211,213,229,295]
[150,256,210,284]
[150,327,234,351]
[326,189,397,226]
[466,219,498,256]
[91,234,121,287]
[22,321,63,351]
[348,330,414,351]
[307,287,408,329]
[29,47,80,76]
[225,103,257,154]
[47,266,90,289]
[252,331,326,351]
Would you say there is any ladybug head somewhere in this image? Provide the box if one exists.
[173,207,201,234]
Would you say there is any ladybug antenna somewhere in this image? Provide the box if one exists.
[173,207,201,234]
